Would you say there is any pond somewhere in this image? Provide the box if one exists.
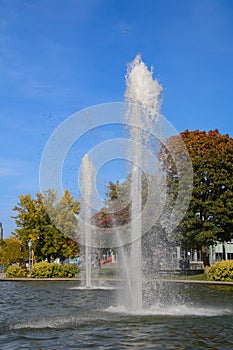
[0,280,233,349]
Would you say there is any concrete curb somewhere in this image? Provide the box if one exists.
[0,277,80,282]
[0,277,233,285]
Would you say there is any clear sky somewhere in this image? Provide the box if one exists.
[1,0,233,237]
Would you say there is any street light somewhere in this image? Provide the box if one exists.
[28,241,32,272]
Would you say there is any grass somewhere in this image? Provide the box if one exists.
[96,268,208,281]
[94,267,119,277]
[177,273,208,281]
[152,273,208,281]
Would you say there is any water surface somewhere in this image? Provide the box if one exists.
[0,281,232,349]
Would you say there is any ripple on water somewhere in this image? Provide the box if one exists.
[0,281,233,349]
[105,304,233,317]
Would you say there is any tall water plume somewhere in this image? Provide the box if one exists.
[79,154,96,288]
[124,54,162,310]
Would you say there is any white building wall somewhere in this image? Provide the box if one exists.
[209,240,233,263]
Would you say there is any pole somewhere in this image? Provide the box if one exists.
[28,241,32,272]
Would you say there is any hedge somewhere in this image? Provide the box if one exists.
[6,265,28,278]
[207,260,233,282]
[30,261,78,278]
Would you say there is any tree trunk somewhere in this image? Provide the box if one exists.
[222,242,227,260]
[201,246,210,266]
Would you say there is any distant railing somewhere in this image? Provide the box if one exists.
[189,261,204,270]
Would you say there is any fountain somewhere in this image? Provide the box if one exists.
[78,153,116,290]
[79,154,95,288]
[114,55,164,311]
[77,55,189,306]
[14,56,232,349]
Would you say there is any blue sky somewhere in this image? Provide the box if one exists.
[1,0,233,237]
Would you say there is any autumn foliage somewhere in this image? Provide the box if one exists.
[169,129,233,263]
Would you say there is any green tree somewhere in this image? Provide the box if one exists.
[12,190,80,262]
[43,189,80,239]
[104,179,130,226]
[0,236,23,265]
[164,129,233,264]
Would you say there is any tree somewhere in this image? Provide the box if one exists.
[104,180,130,226]
[43,189,80,239]
[12,190,80,262]
[164,129,233,264]
[0,236,23,265]
[93,174,155,254]
[94,207,112,229]
[91,180,131,257]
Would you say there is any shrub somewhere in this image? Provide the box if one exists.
[30,261,78,278]
[207,260,233,282]
[61,264,78,278]
[6,264,28,278]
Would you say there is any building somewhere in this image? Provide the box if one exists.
[0,223,3,239]
[209,240,233,263]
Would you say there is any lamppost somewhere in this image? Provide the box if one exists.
[28,241,32,272]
